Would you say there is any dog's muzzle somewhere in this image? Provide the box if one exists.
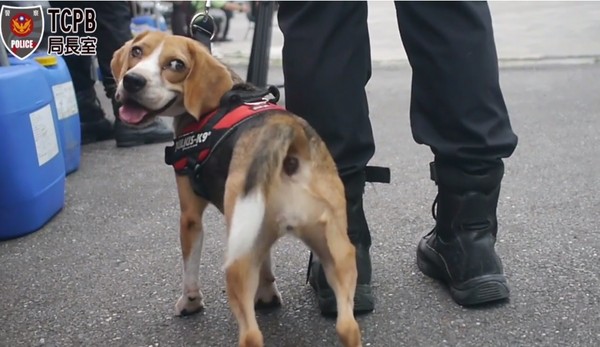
[118,96,177,125]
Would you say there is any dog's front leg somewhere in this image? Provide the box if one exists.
[174,175,209,316]
[254,251,282,309]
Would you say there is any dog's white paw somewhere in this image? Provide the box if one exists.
[175,291,205,316]
[254,280,282,310]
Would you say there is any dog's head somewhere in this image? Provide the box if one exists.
[110,31,233,126]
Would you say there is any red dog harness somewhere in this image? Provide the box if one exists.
[166,101,285,172]
[164,86,285,198]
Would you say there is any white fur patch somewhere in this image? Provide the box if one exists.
[130,42,163,79]
[224,190,265,268]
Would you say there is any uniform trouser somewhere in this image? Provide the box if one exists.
[49,1,133,99]
[171,2,194,37]
[277,1,518,177]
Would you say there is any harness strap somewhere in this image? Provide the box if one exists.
[165,86,285,200]
[219,85,280,108]
[165,86,281,168]
[187,115,263,199]
[365,166,391,184]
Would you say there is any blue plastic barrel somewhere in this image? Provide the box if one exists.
[9,53,81,175]
[0,63,66,240]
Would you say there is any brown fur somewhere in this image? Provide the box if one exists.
[111,31,362,347]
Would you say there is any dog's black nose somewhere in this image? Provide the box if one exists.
[122,73,147,93]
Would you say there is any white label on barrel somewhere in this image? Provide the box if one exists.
[52,82,78,120]
[29,105,60,166]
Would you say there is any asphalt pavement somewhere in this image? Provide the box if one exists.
[212,1,600,67]
[1,60,599,347]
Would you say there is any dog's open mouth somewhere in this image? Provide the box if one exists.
[119,97,177,125]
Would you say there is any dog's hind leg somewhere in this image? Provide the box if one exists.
[174,175,209,316]
[300,212,362,347]
[223,181,273,347]
[225,253,265,347]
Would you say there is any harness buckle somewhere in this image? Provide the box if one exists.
[365,166,391,184]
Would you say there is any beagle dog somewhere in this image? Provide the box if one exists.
[110,31,362,347]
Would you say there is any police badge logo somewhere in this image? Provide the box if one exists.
[0,5,44,60]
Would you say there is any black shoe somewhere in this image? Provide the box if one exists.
[114,118,174,148]
[417,161,510,306]
[308,244,374,316]
[81,118,114,145]
[76,88,114,144]
[111,96,174,148]
[307,170,375,316]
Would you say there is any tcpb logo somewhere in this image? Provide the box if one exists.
[0,5,44,60]
[1,5,98,60]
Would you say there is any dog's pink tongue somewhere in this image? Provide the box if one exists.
[119,103,148,124]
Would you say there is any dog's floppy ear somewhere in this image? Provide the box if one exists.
[110,39,134,83]
[183,39,234,118]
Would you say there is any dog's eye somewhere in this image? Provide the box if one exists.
[131,46,143,58]
[168,59,186,72]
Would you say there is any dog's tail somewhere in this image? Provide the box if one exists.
[224,118,312,268]
[243,118,311,197]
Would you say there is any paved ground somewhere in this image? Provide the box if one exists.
[2,2,600,347]
[2,61,599,347]
[213,1,600,67]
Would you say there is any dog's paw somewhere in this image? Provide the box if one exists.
[175,292,205,316]
[254,281,282,310]
[240,328,264,347]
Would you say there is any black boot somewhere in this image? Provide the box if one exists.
[417,161,510,306]
[308,170,374,316]
[76,88,113,145]
[111,96,174,148]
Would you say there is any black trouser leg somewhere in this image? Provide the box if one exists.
[278,1,375,179]
[394,1,518,172]
[171,2,193,37]
[394,1,517,305]
[61,54,95,94]
[222,10,233,39]
[48,0,95,94]
[278,1,375,315]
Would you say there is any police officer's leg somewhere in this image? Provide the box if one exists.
[278,1,376,315]
[395,1,518,305]
[86,1,173,148]
[171,2,192,36]
[85,1,131,99]
[49,0,112,144]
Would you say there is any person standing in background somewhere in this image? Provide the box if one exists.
[49,1,173,147]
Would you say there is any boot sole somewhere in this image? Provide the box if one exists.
[115,133,173,148]
[82,132,113,145]
[417,249,510,306]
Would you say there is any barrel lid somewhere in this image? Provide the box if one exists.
[34,55,58,67]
